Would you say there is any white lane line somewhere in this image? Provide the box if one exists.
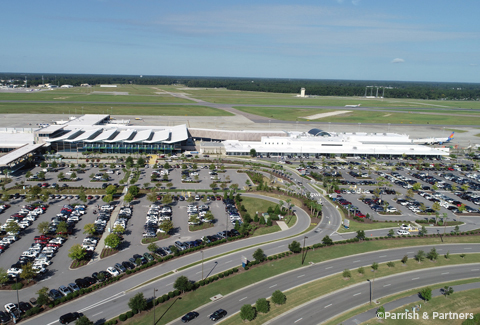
[353,293,361,296]
[441,272,449,275]
[353,260,360,263]
[269,284,277,288]
[92,311,103,317]
[294,318,303,323]
[166,282,174,286]
[437,249,443,251]
[379,255,387,258]
[383,284,391,287]
[325,266,333,269]
[297,274,305,278]
[464,248,472,250]
[46,321,59,325]
[278,245,285,248]
[196,271,202,274]
[225,260,232,264]
[412,277,420,280]
[472,269,479,271]
[77,292,125,313]
[324,304,332,308]
[407,251,414,254]
[239,297,248,301]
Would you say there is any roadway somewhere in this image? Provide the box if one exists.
[23,242,480,324]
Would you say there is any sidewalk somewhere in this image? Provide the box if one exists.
[90,201,123,262]
[343,282,480,325]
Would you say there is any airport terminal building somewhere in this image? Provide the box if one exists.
[221,128,449,158]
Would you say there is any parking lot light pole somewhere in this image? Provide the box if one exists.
[302,236,308,264]
[153,288,158,325]
[201,250,204,280]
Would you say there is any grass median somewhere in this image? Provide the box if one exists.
[117,235,479,324]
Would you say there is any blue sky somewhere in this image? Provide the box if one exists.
[2,0,479,82]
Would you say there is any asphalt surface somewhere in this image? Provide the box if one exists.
[265,264,480,325]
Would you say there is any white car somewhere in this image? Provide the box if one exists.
[4,303,18,314]
[397,229,410,235]
[106,267,120,276]
[400,224,412,230]
[7,268,22,276]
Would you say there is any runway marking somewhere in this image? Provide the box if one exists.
[383,284,391,287]
[353,293,361,296]
[297,274,305,278]
[92,311,103,317]
[379,255,387,258]
[441,272,449,275]
[353,260,360,263]
[412,277,420,280]
[239,297,248,301]
[325,266,333,269]
[324,304,332,308]
[269,284,277,288]
[294,318,303,323]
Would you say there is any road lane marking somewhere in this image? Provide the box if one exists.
[472,269,479,271]
[412,277,420,280]
[196,271,202,274]
[92,312,103,317]
[77,292,125,313]
[437,249,443,251]
[407,251,414,253]
[441,272,449,275]
[225,260,232,264]
[383,284,391,287]
[325,266,333,269]
[353,260,360,263]
[269,284,277,288]
[353,293,361,296]
[166,282,173,286]
[239,297,248,301]
[294,318,303,323]
[324,304,332,308]
[297,274,305,278]
[278,245,285,248]
[464,248,472,249]
[46,321,59,325]
[379,255,387,258]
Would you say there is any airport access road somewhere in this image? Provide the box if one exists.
[265,264,480,325]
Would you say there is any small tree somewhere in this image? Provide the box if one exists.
[146,192,157,203]
[147,243,158,253]
[20,262,36,282]
[56,221,68,235]
[386,261,395,268]
[356,230,366,240]
[253,248,265,263]
[322,235,333,246]
[415,250,425,263]
[343,269,352,278]
[240,304,256,321]
[357,266,365,275]
[442,286,454,298]
[427,248,438,261]
[4,220,20,234]
[445,251,450,259]
[401,255,408,264]
[36,287,50,306]
[83,223,96,235]
[420,225,427,236]
[159,220,174,234]
[256,298,270,314]
[68,244,87,261]
[388,229,394,237]
[128,292,148,311]
[271,290,286,305]
[288,240,302,253]
[104,233,122,249]
[105,185,117,196]
[128,185,140,197]
[112,224,125,234]
[75,316,94,325]
[123,192,134,204]
[420,287,432,302]
[37,221,50,235]
[102,194,113,204]
[371,262,379,272]
[173,275,193,293]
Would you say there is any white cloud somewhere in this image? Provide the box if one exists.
[351,0,361,5]
[391,58,405,64]
[469,63,478,66]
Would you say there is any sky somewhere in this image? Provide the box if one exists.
[1,0,479,83]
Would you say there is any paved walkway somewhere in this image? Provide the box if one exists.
[277,220,288,231]
[343,282,480,325]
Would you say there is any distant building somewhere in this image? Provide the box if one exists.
[61,85,73,88]
[80,83,90,87]
[100,85,117,88]
[296,88,306,97]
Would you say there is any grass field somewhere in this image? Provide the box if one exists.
[337,219,400,233]
[252,225,281,237]
[365,288,480,325]
[0,103,233,116]
[241,196,279,216]
[233,106,480,125]
[117,236,480,325]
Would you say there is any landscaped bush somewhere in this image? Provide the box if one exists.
[131,308,138,314]
[162,294,169,301]
[119,314,127,321]
[168,291,175,298]
[11,282,23,290]
[174,290,181,296]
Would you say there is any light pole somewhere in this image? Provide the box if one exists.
[201,250,204,280]
[153,288,158,325]
[302,236,308,264]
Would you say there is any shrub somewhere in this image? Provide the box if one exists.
[219,273,224,278]
[162,294,169,301]
[343,269,352,278]
[157,296,165,304]
[233,268,239,272]
[357,267,365,275]
[387,261,395,268]
[126,311,133,318]
[174,290,181,296]
[256,298,270,314]
[272,290,286,305]
[11,282,23,290]
[119,314,127,321]
[168,291,175,298]
[132,308,138,314]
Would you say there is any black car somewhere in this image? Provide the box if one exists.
[133,254,147,265]
[84,276,97,285]
[0,311,10,324]
[122,261,135,270]
[74,278,89,288]
[209,309,227,321]
[49,289,63,300]
[18,301,32,314]
[181,311,199,323]
[59,312,80,324]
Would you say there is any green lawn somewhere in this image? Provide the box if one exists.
[337,219,400,233]
[252,225,281,237]
[233,106,480,125]
[365,288,480,325]
[241,196,279,216]
[0,103,233,116]
[189,223,214,232]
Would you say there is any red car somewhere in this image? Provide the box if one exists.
[216,196,222,201]
[47,243,61,248]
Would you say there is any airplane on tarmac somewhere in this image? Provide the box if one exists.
[344,104,361,108]
[413,132,454,145]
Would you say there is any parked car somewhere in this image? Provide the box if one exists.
[106,266,120,277]
[397,229,410,236]
[58,285,73,296]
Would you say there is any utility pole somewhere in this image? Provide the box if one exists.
[301,236,308,264]
[201,250,204,280]
[153,288,158,325]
